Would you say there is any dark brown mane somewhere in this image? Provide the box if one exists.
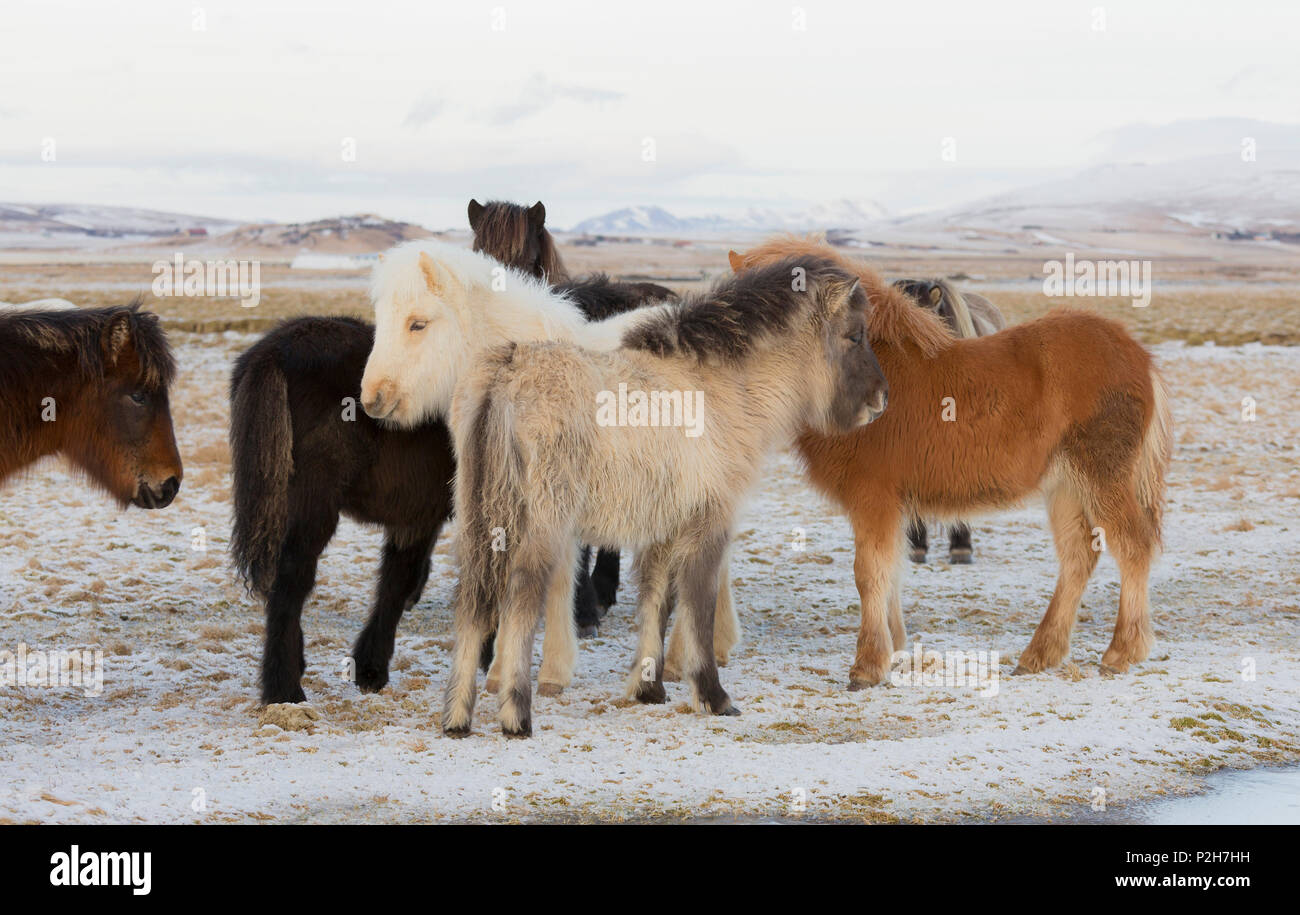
[738,235,956,358]
[622,255,850,363]
[0,300,176,390]
[469,199,569,282]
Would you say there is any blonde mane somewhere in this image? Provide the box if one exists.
[733,235,956,359]
[930,278,978,339]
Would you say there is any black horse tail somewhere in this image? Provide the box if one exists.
[228,345,293,597]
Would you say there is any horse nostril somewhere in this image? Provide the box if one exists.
[162,477,179,500]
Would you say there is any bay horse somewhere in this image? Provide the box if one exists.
[0,301,182,508]
[230,257,668,706]
[730,238,1171,687]
[468,197,676,619]
[439,256,888,737]
[892,277,1007,564]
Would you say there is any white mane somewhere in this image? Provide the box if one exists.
[369,239,587,341]
[361,238,668,426]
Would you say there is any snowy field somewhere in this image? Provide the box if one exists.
[1,336,1298,823]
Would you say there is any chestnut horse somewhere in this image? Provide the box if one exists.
[730,238,1171,687]
[892,277,1008,564]
[0,302,182,508]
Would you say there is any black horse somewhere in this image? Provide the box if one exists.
[468,198,677,622]
[231,275,671,705]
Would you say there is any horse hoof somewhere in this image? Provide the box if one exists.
[948,548,973,564]
[716,704,741,717]
[908,548,927,564]
[577,624,599,639]
[1012,665,1034,676]
[537,681,564,698]
[847,678,874,691]
[443,724,472,739]
[502,724,532,739]
[262,685,308,705]
[355,669,388,694]
[634,681,667,704]
[1099,663,1125,677]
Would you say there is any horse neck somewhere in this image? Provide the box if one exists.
[707,341,821,448]
[467,282,587,350]
[0,339,76,482]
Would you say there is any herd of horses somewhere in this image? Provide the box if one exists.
[0,199,1172,738]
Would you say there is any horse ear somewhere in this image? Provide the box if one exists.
[928,286,943,306]
[423,249,454,296]
[528,201,546,226]
[829,278,862,315]
[102,311,132,365]
[727,250,745,272]
[467,199,484,230]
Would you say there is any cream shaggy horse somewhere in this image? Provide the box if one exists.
[441,255,890,737]
[359,240,742,694]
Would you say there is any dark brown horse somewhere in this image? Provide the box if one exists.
[231,231,673,705]
[468,198,677,620]
[0,302,181,508]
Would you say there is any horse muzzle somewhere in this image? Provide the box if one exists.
[133,476,180,509]
[856,389,889,426]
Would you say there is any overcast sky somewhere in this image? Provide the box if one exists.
[1,0,1296,228]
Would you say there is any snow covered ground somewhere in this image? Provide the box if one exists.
[2,337,1297,823]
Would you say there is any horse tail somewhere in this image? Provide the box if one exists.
[1135,364,1173,548]
[936,279,978,339]
[453,345,527,645]
[228,346,294,597]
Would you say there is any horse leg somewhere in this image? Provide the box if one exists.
[625,543,674,702]
[1015,484,1098,674]
[1098,499,1157,674]
[572,545,601,638]
[906,515,928,563]
[887,569,906,651]
[260,513,338,705]
[352,528,439,693]
[539,539,580,696]
[677,529,738,715]
[712,559,740,666]
[592,548,620,614]
[849,508,902,688]
[948,521,973,564]
[496,540,568,738]
[665,561,736,677]
[441,580,495,737]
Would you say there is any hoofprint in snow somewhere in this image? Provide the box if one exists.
[1,336,1297,823]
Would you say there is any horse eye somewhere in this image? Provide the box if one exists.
[409,319,428,332]
[848,331,864,345]
[128,391,147,406]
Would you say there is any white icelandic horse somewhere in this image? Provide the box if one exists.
[358,240,741,696]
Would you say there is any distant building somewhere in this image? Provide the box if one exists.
[186,227,208,237]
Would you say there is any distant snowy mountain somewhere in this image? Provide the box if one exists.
[0,203,241,242]
[892,150,1300,235]
[570,199,889,236]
